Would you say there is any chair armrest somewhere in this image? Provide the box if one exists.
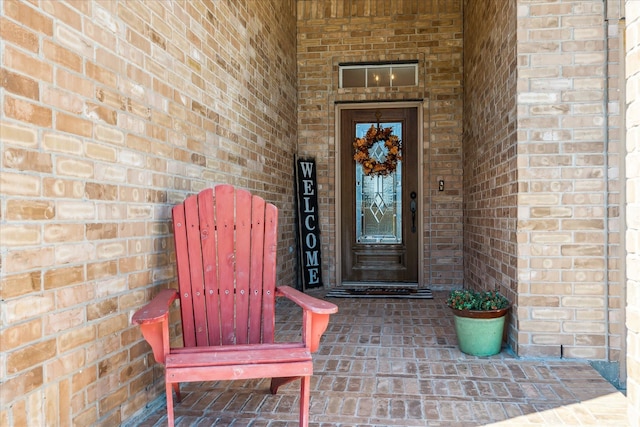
[132,288,178,324]
[276,286,337,352]
[276,286,338,314]
[132,288,178,364]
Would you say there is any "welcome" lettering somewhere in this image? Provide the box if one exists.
[296,158,323,289]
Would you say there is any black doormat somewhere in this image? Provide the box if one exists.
[325,287,433,299]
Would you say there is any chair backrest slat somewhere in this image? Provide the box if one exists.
[249,195,267,343]
[261,202,278,343]
[184,195,209,347]
[234,189,252,344]
[197,189,222,346]
[173,185,277,348]
[172,203,197,347]
[215,185,237,345]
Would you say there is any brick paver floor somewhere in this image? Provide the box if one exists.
[133,291,629,426]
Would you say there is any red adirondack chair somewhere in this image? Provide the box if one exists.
[132,184,338,426]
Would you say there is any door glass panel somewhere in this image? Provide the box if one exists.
[355,122,402,244]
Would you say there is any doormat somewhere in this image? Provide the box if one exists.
[325,287,433,299]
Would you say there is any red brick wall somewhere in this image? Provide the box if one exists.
[0,1,298,425]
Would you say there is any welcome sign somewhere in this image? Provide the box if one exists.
[295,157,323,290]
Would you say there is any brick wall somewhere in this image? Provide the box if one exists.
[1,0,637,424]
[296,0,465,288]
[626,0,640,424]
[0,1,298,425]
[462,0,518,334]
[515,0,623,361]
[464,0,624,364]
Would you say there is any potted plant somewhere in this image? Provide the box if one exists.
[446,289,510,356]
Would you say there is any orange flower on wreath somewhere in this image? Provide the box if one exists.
[353,125,402,177]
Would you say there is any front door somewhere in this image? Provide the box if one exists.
[340,107,419,284]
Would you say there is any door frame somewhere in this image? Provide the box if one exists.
[334,101,425,288]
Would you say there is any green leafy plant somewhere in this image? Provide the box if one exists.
[446,289,510,311]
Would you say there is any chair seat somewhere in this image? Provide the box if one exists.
[165,343,314,383]
[166,343,312,368]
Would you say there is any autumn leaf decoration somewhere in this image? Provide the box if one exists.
[353,123,402,177]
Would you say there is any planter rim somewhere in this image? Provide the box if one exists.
[449,306,510,319]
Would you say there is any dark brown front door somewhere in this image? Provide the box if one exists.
[340,107,419,284]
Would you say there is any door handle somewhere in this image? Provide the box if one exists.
[410,191,417,233]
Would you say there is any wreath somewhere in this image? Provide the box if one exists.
[353,124,402,177]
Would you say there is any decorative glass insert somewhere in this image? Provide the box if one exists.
[355,122,402,244]
[340,63,418,88]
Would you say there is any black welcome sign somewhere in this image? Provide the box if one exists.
[295,157,323,290]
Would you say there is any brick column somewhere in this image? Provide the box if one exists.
[626,0,640,423]
[515,0,623,361]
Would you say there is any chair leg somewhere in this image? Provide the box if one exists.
[270,376,299,394]
[166,381,175,427]
[173,382,181,402]
[299,375,310,427]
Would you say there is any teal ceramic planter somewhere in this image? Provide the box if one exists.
[452,307,509,356]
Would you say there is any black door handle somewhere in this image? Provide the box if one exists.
[410,191,417,233]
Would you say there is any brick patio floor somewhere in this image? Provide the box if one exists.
[133,290,629,426]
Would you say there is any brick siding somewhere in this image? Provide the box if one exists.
[462,0,518,339]
[0,1,298,425]
[514,0,623,361]
[0,0,638,425]
[296,0,465,288]
[626,0,640,424]
[464,0,624,364]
